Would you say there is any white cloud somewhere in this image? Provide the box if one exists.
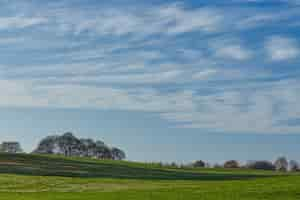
[192,69,218,80]
[72,11,143,36]
[215,45,252,60]
[237,13,286,29]
[265,36,299,61]
[158,3,222,35]
[40,70,184,85]
[161,79,300,134]
[0,0,298,39]
[0,80,195,113]
[0,16,46,29]
[19,2,223,37]
[211,39,253,60]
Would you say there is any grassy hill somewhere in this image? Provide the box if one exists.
[0,153,299,199]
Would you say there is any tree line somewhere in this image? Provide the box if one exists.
[151,157,300,172]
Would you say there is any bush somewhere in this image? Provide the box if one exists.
[224,160,239,168]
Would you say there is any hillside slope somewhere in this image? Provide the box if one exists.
[0,153,299,199]
[0,153,265,180]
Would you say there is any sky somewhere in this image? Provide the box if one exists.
[0,0,300,164]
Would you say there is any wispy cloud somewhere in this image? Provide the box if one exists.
[192,69,218,80]
[161,79,300,134]
[265,36,299,61]
[209,38,253,60]
[0,16,46,29]
[41,70,184,85]
[158,3,223,35]
[0,0,299,135]
[37,2,224,37]
[214,44,252,60]
[1,77,299,134]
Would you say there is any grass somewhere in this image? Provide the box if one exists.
[0,153,299,199]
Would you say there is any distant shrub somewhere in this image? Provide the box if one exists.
[170,162,179,168]
[223,160,239,168]
[193,160,206,168]
[157,162,163,168]
[212,163,222,168]
[246,161,275,171]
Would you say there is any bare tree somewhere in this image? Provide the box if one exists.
[274,157,288,172]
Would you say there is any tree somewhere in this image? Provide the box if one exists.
[34,133,126,160]
[274,157,288,172]
[172,162,178,167]
[0,142,23,153]
[224,160,239,168]
[289,160,300,172]
[193,160,206,168]
[246,161,275,171]
[111,147,126,160]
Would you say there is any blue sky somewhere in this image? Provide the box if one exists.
[0,0,300,163]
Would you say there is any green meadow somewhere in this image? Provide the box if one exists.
[0,153,299,200]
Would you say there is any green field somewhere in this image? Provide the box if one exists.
[0,153,299,199]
